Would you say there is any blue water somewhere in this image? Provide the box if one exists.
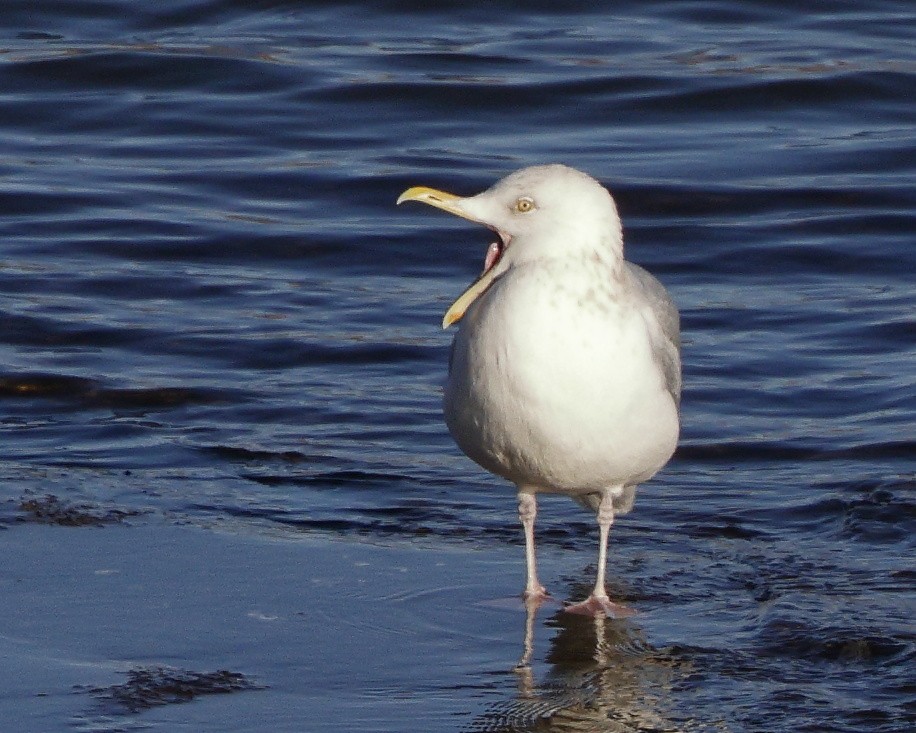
[1,2,913,731]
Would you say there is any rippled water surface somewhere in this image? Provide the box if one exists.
[1,2,913,731]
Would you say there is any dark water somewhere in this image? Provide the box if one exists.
[1,1,914,731]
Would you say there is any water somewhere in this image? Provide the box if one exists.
[1,1,913,731]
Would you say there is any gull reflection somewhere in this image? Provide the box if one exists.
[470,590,691,732]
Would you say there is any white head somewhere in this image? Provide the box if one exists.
[397,164,624,326]
[458,164,623,262]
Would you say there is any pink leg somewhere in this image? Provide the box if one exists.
[566,489,634,618]
[518,490,548,601]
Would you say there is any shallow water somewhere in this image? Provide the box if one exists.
[1,1,914,731]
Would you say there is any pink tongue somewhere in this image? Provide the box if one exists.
[483,241,503,273]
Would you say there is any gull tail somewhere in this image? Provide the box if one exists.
[573,485,636,515]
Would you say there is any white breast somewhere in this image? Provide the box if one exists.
[444,259,679,494]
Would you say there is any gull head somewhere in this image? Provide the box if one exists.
[397,164,624,327]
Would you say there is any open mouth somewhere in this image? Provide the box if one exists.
[483,233,509,275]
[395,184,513,328]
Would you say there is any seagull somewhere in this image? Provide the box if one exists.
[397,164,680,616]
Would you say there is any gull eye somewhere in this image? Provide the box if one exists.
[515,196,535,213]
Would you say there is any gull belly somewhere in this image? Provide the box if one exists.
[444,255,679,498]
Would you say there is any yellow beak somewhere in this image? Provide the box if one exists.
[396,186,467,217]
[397,186,501,329]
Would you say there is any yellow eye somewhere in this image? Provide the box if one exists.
[515,197,535,213]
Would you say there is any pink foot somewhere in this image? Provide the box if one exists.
[564,594,636,618]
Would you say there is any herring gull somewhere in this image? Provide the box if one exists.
[397,164,680,616]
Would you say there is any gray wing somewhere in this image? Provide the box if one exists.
[624,262,681,406]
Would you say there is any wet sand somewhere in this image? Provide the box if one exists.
[3,518,718,732]
[2,521,548,731]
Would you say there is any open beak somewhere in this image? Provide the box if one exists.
[397,186,504,329]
